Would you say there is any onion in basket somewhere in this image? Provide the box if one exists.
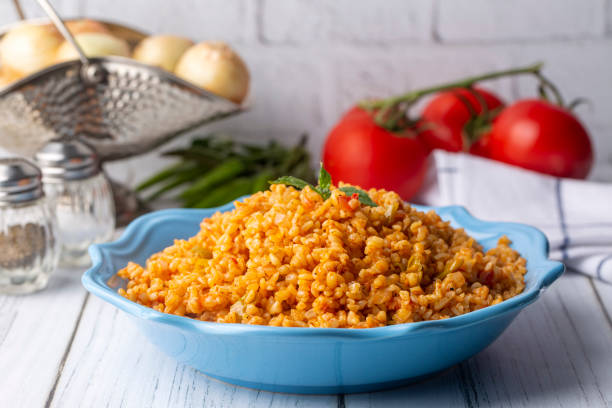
[174,41,249,104]
[55,32,130,62]
[0,67,20,87]
[65,19,111,35]
[133,35,194,72]
[0,23,62,76]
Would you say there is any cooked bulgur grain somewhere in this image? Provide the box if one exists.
[117,184,526,328]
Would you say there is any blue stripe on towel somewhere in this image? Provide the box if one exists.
[555,179,570,260]
[562,222,612,228]
[436,167,458,173]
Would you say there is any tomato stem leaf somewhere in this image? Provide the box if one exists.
[359,62,571,131]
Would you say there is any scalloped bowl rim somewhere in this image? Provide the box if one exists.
[82,199,564,339]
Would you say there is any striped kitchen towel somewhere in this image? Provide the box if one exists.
[418,151,612,283]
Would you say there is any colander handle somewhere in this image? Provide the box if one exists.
[36,0,105,84]
[36,0,89,66]
[12,0,25,20]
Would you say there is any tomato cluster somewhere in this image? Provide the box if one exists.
[323,87,593,201]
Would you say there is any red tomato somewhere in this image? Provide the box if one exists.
[322,107,429,201]
[469,132,492,157]
[487,99,593,179]
[419,88,504,152]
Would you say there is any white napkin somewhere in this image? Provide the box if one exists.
[419,151,612,283]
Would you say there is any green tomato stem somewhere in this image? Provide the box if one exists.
[534,71,565,107]
[361,62,544,110]
[359,62,566,130]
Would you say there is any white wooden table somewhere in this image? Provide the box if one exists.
[1,268,611,408]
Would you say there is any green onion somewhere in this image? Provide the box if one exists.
[137,133,315,208]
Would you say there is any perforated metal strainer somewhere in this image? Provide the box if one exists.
[0,0,244,161]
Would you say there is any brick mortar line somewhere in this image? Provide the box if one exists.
[606,0,612,35]
[233,36,612,51]
[431,0,441,43]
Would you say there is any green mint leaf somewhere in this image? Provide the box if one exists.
[313,163,332,199]
[314,186,331,200]
[338,186,378,207]
[271,165,377,206]
[269,176,313,190]
[318,163,332,190]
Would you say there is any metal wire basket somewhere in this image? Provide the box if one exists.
[0,0,247,224]
[0,0,244,161]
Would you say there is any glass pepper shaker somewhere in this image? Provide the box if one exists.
[0,158,59,294]
[35,140,115,267]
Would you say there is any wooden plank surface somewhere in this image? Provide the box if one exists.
[0,268,87,408]
[592,278,612,324]
[1,269,611,407]
[47,295,338,408]
[347,273,612,408]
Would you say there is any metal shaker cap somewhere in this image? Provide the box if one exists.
[35,139,100,182]
[0,158,44,205]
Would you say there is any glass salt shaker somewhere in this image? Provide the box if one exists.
[35,140,115,267]
[0,158,59,294]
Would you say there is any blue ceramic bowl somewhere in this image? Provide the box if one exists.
[83,201,564,394]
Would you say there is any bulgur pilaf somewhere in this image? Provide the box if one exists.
[118,184,526,328]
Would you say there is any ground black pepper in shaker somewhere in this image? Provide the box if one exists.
[0,158,59,294]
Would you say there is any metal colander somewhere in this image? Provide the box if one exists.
[0,0,244,161]
[0,0,247,224]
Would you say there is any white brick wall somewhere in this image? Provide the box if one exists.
[437,0,607,42]
[83,0,257,43]
[261,0,433,44]
[1,0,611,183]
[0,0,82,26]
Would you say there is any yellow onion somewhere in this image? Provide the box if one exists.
[133,35,194,71]
[0,67,21,88]
[0,23,62,76]
[55,32,130,62]
[65,19,110,35]
[174,41,249,104]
